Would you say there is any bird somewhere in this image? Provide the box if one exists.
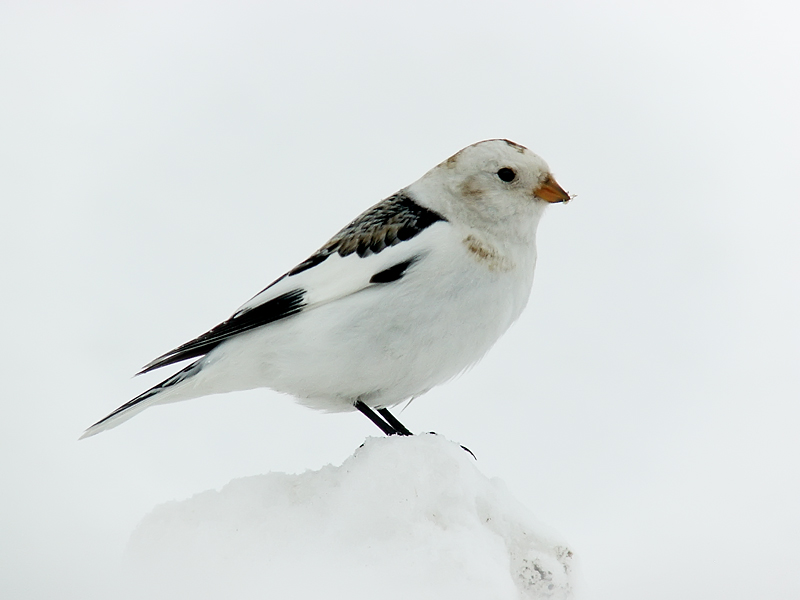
[81,139,570,439]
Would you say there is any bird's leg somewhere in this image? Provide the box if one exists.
[377,408,413,436]
[355,400,398,436]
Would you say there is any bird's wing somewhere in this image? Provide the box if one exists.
[138,192,447,374]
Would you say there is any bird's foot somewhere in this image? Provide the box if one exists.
[424,431,476,460]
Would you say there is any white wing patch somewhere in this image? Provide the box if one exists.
[236,226,441,316]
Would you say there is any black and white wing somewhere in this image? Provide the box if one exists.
[138,192,447,374]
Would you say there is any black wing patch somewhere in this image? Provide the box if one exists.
[288,192,445,276]
[139,289,305,374]
[369,256,419,284]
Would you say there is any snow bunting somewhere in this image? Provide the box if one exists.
[81,139,570,439]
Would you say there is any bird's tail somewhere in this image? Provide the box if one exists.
[80,360,203,439]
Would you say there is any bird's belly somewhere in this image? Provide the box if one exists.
[203,253,534,412]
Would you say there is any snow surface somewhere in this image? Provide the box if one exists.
[123,435,573,599]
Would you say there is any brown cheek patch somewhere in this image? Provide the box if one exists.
[463,235,513,272]
[459,176,484,199]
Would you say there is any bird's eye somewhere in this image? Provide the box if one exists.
[497,167,516,182]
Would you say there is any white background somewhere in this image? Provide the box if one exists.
[1,1,798,598]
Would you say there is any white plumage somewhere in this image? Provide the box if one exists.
[81,139,570,439]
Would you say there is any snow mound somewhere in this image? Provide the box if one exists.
[124,435,573,599]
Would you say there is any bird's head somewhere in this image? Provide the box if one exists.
[409,139,571,240]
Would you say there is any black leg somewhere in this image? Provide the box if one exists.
[356,402,475,458]
[355,400,397,436]
[378,408,413,436]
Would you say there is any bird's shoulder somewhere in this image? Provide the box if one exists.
[287,191,447,276]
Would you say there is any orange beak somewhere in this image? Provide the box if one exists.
[534,175,571,203]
